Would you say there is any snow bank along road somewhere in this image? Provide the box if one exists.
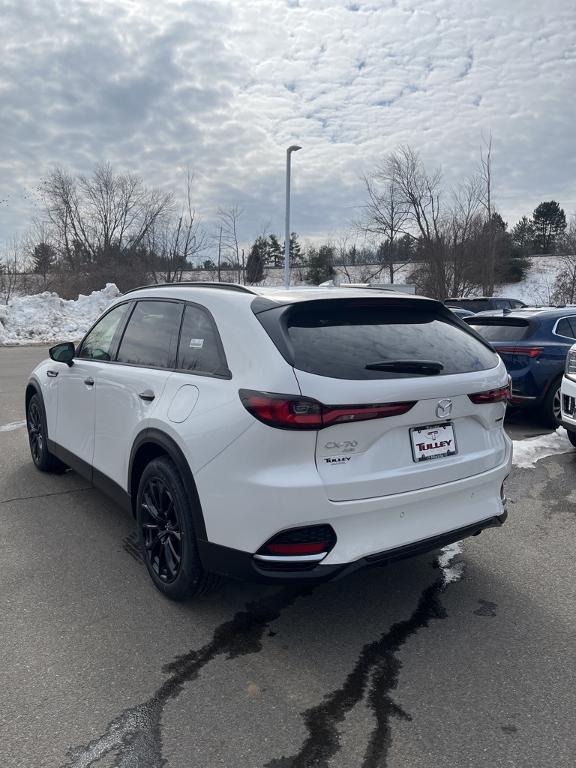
[1,347,575,768]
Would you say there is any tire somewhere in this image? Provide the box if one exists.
[27,393,67,473]
[136,456,217,601]
[540,378,562,429]
[567,430,576,448]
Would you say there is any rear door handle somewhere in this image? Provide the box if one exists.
[84,377,94,387]
[139,390,155,402]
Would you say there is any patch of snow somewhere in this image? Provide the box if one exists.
[0,284,121,346]
[512,427,573,468]
[438,541,464,586]
[496,256,564,305]
[0,420,26,432]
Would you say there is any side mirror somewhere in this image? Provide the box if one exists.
[49,341,75,366]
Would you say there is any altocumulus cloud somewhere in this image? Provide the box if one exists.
[1,0,575,244]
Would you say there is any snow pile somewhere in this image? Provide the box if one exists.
[512,428,573,468]
[0,284,121,345]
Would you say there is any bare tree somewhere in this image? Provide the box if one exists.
[551,218,576,304]
[40,163,173,266]
[217,205,243,283]
[0,238,28,304]
[359,171,410,283]
[148,171,207,283]
[379,146,447,297]
[479,131,495,294]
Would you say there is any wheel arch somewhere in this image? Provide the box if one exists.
[25,378,42,411]
[128,429,207,541]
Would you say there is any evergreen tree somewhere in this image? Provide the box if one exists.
[246,236,267,284]
[511,216,535,254]
[532,201,566,253]
[306,244,336,285]
[32,242,56,280]
[289,232,303,266]
[266,234,283,268]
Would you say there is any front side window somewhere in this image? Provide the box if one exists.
[116,301,182,368]
[77,303,129,361]
[177,304,229,377]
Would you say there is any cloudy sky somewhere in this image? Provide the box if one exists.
[1,0,575,249]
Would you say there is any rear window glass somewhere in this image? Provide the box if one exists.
[285,305,498,379]
[469,322,531,341]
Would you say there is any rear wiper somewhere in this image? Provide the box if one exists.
[365,359,444,375]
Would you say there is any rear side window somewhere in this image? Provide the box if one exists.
[177,304,230,377]
[470,321,531,342]
[284,304,498,379]
[555,318,576,339]
[117,300,182,368]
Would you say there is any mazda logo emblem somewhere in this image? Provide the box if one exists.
[436,399,453,419]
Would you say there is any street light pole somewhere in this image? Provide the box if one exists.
[284,144,301,289]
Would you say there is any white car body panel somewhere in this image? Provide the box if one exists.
[27,285,512,584]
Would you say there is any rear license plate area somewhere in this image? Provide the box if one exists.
[410,423,457,463]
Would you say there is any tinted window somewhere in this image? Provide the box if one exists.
[177,305,229,376]
[78,303,129,360]
[470,321,531,341]
[117,301,181,368]
[555,318,576,339]
[452,299,491,313]
[285,304,498,379]
[493,299,511,310]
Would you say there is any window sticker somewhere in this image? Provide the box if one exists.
[189,338,204,349]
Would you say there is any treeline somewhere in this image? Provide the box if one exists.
[1,145,574,302]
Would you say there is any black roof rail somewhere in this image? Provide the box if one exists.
[122,281,258,296]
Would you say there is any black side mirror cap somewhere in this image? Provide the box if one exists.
[49,341,75,366]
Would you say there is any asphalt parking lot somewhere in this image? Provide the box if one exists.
[1,346,575,768]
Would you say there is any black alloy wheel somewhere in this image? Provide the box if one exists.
[140,477,183,584]
[541,377,563,428]
[26,393,66,473]
[27,399,44,466]
[136,456,217,600]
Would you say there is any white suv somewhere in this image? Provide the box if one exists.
[26,284,512,600]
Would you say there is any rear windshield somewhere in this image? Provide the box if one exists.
[284,304,498,379]
[469,321,531,342]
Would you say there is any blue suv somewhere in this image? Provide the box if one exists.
[468,308,576,426]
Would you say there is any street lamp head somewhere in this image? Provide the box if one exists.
[287,145,302,153]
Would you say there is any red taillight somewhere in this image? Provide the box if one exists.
[496,346,543,359]
[469,383,511,404]
[239,390,416,430]
[267,542,328,556]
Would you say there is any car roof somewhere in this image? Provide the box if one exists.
[122,282,433,305]
[470,307,575,321]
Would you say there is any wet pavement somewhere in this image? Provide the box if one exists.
[1,346,575,767]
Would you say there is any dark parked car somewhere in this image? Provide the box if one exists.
[468,308,576,426]
[445,297,526,313]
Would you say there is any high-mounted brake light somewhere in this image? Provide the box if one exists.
[468,383,511,404]
[496,346,543,359]
[239,390,416,430]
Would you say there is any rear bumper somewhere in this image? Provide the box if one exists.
[198,512,508,584]
[561,374,576,430]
